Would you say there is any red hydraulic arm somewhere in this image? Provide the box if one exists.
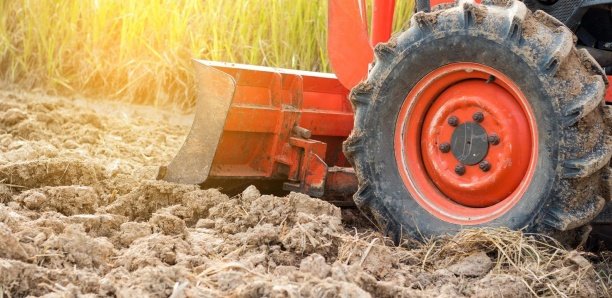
[327,0,373,90]
[371,0,396,46]
[328,0,397,90]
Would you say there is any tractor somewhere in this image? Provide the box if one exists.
[157,0,612,245]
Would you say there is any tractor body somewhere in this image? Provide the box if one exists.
[159,0,612,241]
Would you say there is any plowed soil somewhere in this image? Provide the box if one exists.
[0,87,610,297]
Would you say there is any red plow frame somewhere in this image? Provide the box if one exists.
[158,60,357,198]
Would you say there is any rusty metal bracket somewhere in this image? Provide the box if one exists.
[282,137,328,197]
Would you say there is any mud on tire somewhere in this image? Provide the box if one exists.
[343,0,612,243]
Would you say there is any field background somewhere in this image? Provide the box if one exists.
[0,0,413,109]
[0,2,611,296]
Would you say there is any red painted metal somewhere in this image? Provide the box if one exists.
[359,0,368,26]
[327,0,402,90]
[325,167,359,197]
[197,61,354,197]
[606,76,612,103]
[283,137,329,197]
[394,63,538,224]
[371,0,396,45]
[429,0,454,8]
[421,80,532,207]
[327,0,373,89]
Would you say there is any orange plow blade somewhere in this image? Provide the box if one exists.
[157,61,235,184]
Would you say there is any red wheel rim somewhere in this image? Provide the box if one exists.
[394,63,538,224]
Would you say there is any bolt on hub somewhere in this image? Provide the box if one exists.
[454,164,466,175]
[472,111,484,122]
[488,133,500,145]
[479,160,491,172]
[447,115,459,127]
[438,142,451,153]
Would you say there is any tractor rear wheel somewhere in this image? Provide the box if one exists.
[344,0,612,244]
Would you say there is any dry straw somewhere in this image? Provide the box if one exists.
[337,227,610,297]
[181,226,610,296]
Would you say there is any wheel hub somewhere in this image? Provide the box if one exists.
[394,63,538,223]
[420,78,533,208]
[450,122,489,166]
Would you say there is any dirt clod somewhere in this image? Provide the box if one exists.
[150,212,187,235]
[0,222,29,260]
[300,253,331,279]
[447,251,494,277]
[16,186,99,215]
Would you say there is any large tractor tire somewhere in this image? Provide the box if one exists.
[343,0,612,244]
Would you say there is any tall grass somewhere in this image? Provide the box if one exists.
[0,0,413,109]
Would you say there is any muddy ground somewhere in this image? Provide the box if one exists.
[0,87,610,297]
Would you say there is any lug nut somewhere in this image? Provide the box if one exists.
[488,133,500,145]
[455,164,466,176]
[479,160,491,172]
[448,116,459,127]
[439,142,451,153]
[472,111,484,122]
